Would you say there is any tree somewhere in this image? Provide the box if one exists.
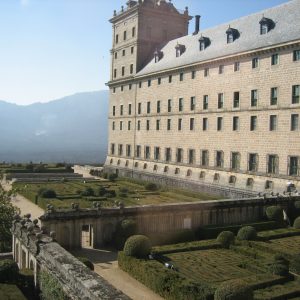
[0,186,20,252]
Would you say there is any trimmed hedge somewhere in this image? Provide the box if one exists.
[290,254,300,274]
[214,279,253,300]
[237,226,257,241]
[217,231,235,248]
[0,284,26,300]
[294,217,300,229]
[0,260,19,283]
[148,229,196,246]
[124,235,151,258]
[145,183,159,191]
[118,252,213,300]
[266,206,283,222]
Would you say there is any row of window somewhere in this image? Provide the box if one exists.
[110,144,299,177]
[112,49,300,81]
[114,46,134,59]
[115,27,136,44]
[112,113,299,132]
[112,86,300,117]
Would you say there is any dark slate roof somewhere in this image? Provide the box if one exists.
[138,0,300,76]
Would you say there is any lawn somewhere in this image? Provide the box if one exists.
[13,178,221,210]
[0,284,26,300]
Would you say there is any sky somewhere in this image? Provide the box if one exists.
[0,0,289,105]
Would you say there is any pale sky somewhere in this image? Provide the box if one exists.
[0,0,289,105]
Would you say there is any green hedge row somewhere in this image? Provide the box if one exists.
[0,284,26,300]
[148,229,196,246]
[197,221,284,239]
[118,252,214,300]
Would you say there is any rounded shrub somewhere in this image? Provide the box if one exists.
[145,182,158,191]
[217,231,235,248]
[237,226,257,241]
[266,206,283,222]
[98,186,107,196]
[41,189,57,199]
[214,279,253,300]
[108,173,118,182]
[81,188,94,197]
[77,257,94,271]
[0,259,19,283]
[293,216,300,229]
[123,235,151,258]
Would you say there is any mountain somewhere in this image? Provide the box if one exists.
[0,91,109,164]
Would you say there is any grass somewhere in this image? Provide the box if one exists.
[0,284,26,300]
[13,178,221,210]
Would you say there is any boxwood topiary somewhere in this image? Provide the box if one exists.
[214,279,253,300]
[294,216,300,229]
[216,231,235,248]
[41,189,57,199]
[237,226,257,241]
[124,235,151,258]
[0,259,19,283]
[266,206,283,222]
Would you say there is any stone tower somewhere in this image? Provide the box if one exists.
[109,0,192,82]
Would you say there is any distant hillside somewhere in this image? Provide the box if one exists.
[0,91,109,164]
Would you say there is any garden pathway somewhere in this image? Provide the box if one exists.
[72,248,164,300]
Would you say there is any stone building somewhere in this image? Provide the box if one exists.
[105,0,300,195]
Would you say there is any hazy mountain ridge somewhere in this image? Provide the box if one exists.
[0,91,109,164]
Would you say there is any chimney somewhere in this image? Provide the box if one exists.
[193,15,201,35]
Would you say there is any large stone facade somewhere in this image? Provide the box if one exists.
[105,0,300,194]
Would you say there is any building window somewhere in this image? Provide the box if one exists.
[199,171,206,179]
[289,156,299,176]
[131,46,134,54]
[248,153,258,172]
[120,105,123,116]
[137,120,141,131]
[186,169,192,177]
[147,102,151,114]
[118,144,123,156]
[121,85,124,92]
[191,70,196,79]
[132,27,136,37]
[143,163,147,170]
[136,145,141,158]
[217,117,223,131]
[126,144,131,157]
[123,30,127,41]
[246,178,254,188]
[110,143,115,155]
[130,64,134,74]
[156,100,161,113]
[138,102,141,114]
[134,162,139,168]
[231,152,240,170]
[251,89,258,107]
[265,180,273,190]
[270,87,278,105]
[156,119,160,130]
[233,92,240,108]
[165,148,172,162]
[113,87,116,93]
[229,175,236,185]
[292,85,300,104]
[115,34,119,44]
[168,99,172,112]
[114,52,118,59]
[129,84,132,90]
[153,164,158,171]
[179,72,184,81]
[216,151,224,168]
[260,23,268,35]
[154,147,160,160]
[234,61,240,72]
[201,150,209,167]
[112,106,116,116]
[178,118,182,131]
[233,116,239,131]
[145,146,150,159]
[169,75,172,83]
[204,68,209,77]
[271,53,279,65]
[219,65,224,74]
[167,119,171,131]
[218,93,224,109]
[112,121,115,130]
[128,104,132,115]
[213,173,220,182]
[146,120,150,131]
[179,98,184,112]
[269,115,277,131]
[291,114,299,131]
[122,49,126,56]
[203,95,208,110]
[252,57,259,69]
[203,118,208,131]
[114,69,117,78]
[250,116,257,131]
[188,149,195,164]
[139,82,142,88]
[267,155,278,174]
[190,97,196,111]
[227,33,234,44]
[122,66,125,76]
[158,77,161,85]
[148,79,151,87]
[293,50,300,61]
[176,148,183,163]
[175,168,180,175]
[190,118,195,130]
[128,121,131,130]
[119,121,123,130]
[163,166,169,173]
